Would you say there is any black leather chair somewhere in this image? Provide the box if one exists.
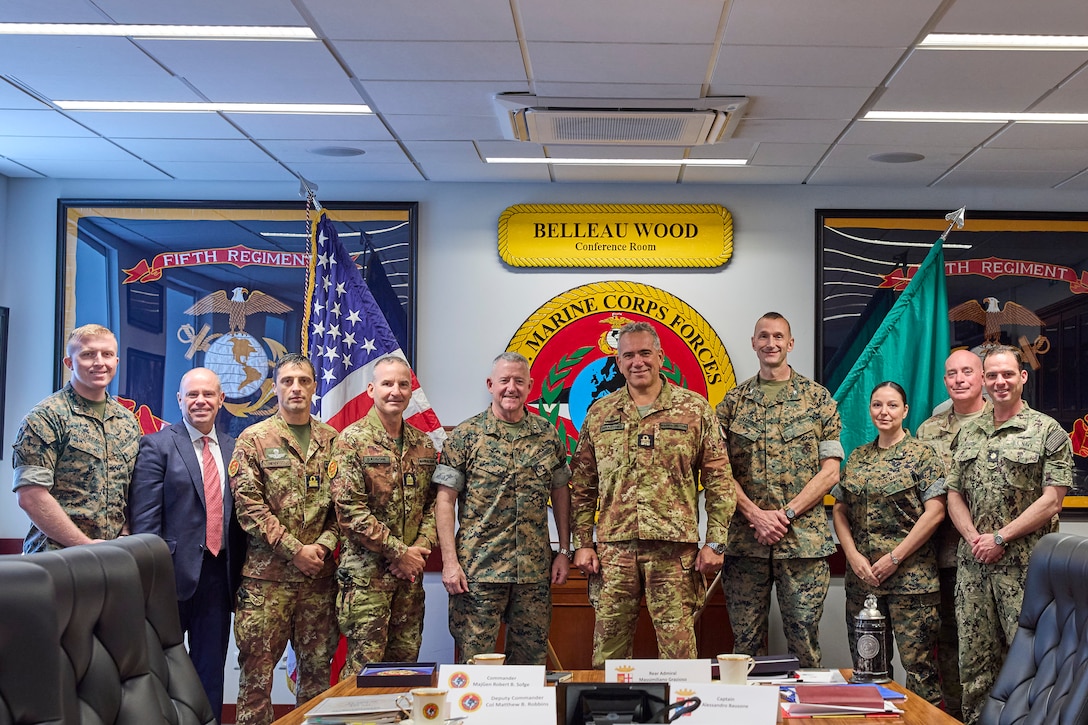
[981,532,1088,725]
[0,560,64,725]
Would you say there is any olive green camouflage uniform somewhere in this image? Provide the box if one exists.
[433,407,570,665]
[331,407,438,677]
[715,369,843,667]
[947,403,1072,725]
[11,383,141,553]
[230,412,340,725]
[916,402,991,719]
[832,434,946,705]
[570,377,735,668]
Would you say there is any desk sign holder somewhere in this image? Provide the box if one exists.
[438,664,545,689]
[446,683,555,725]
[605,659,712,683]
[674,683,779,724]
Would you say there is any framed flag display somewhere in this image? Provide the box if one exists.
[56,200,418,439]
[817,209,1088,508]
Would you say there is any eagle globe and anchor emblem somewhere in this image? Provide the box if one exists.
[179,287,292,412]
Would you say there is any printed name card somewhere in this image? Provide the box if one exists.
[605,659,713,683]
[672,683,779,724]
[446,684,555,725]
[438,664,545,689]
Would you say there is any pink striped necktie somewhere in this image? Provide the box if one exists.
[201,436,223,556]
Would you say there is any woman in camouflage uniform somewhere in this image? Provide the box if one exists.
[832,381,946,705]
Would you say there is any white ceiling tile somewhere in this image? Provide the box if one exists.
[0,156,45,177]
[0,136,137,160]
[287,161,424,181]
[986,123,1088,150]
[722,0,945,47]
[519,0,725,43]
[474,139,545,158]
[261,139,409,164]
[0,110,97,137]
[711,46,904,88]
[338,41,526,82]
[152,161,297,181]
[686,140,758,159]
[530,82,704,99]
[877,50,1088,112]
[819,143,966,168]
[15,158,171,179]
[681,165,811,184]
[225,113,393,141]
[305,0,517,41]
[139,39,361,104]
[552,165,682,183]
[385,115,503,141]
[362,81,529,116]
[733,118,849,143]
[750,143,828,167]
[838,120,1001,147]
[529,43,713,85]
[67,111,246,139]
[806,165,945,186]
[0,79,50,110]
[719,85,873,120]
[934,168,1077,188]
[0,0,107,23]
[934,0,1088,35]
[422,162,552,182]
[402,141,483,164]
[956,147,1088,173]
[0,37,175,87]
[1033,68,1088,113]
[114,138,273,163]
[92,0,306,25]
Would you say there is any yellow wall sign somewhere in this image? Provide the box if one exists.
[497,203,733,268]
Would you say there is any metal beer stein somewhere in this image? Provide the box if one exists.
[850,594,891,683]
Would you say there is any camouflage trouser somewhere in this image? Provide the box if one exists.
[937,566,963,719]
[956,558,1025,725]
[721,555,829,668]
[449,581,551,665]
[589,540,703,669]
[337,576,425,679]
[234,576,338,725]
[845,586,942,705]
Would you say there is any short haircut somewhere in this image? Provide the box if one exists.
[870,380,908,406]
[373,354,412,375]
[983,344,1024,369]
[616,321,661,350]
[274,353,316,381]
[757,311,792,336]
[66,324,115,357]
[492,351,529,369]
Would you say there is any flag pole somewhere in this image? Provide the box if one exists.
[942,206,966,239]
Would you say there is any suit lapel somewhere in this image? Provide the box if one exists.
[173,424,206,507]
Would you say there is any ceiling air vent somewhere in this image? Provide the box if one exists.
[494,94,749,146]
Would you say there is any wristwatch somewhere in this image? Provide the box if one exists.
[706,542,727,555]
[557,548,574,560]
[993,533,1006,547]
[784,507,797,522]
[890,553,901,566]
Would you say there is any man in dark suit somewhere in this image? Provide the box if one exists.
[130,367,245,723]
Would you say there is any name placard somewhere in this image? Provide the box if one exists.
[498,204,733,268]
[671,683,779,724]
[437,664,545,689]
[605,659,713,683]
[446,684,555,725]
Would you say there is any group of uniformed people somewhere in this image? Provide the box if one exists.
[12,317,1073,725]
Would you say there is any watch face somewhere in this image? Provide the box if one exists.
[786,508,796,520]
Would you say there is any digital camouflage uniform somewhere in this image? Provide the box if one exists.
[230,412,340,725]
[916,401,991,719]
[832,435,946,705]
[434,406,569,665]
[715,369,843,667]
[11,383,141,553]
[331,407,438,677]
[570,377,735,669]
[947,403,1072,725]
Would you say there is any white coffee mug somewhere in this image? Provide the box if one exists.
[467,653,506,665]
[396,687,450,722]
[716,653,755,685]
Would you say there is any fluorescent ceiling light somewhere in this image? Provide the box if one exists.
[55,101,371,114]
[864,111,1088,123]
[920,33,1088,50]
[484,157,747,166]
[0,23,316,40]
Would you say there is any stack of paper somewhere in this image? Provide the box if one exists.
[303,693,405,724]
[780,684,904,719]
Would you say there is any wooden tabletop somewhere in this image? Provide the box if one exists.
[271,669,962,725]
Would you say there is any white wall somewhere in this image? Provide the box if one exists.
[4,176,1088,676]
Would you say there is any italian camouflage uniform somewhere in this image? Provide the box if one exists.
[832,435,946,705]
[715,369,843,667]
[331,407,438,677]
[947,403,1072,725]
[230,412,340,725]
[916,401,991,719]
[11,383,140,553]
[433,406,569,665]
[570,377,735,669]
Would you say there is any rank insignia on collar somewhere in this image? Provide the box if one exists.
[638,433,655,448]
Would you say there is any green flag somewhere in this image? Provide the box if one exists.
[832,236,950,462]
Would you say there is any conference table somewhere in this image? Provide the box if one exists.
[271,669,962,725]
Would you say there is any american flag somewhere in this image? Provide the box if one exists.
[303,211,445,448]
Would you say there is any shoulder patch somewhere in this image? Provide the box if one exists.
[1045,427,1070,455]
[228,459,240,478]
[327,459,338,479]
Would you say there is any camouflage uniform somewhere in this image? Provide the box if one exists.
[331,407,438,677]
[230,412,340,725]
[947,403,1072,725]
[570,377,735,668]
[715,369,843,667]
[11,383,140,553]
[916,402,991,719]
[832,435,946,705]
[434,406,569,665]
